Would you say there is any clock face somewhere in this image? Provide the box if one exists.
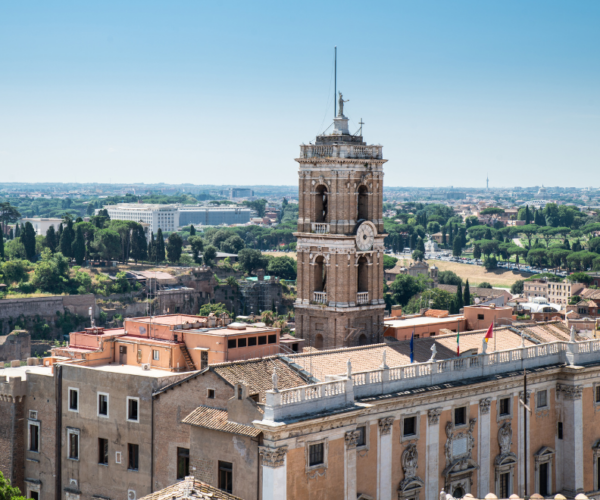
[356,222,376,251]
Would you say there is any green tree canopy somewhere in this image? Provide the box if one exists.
[383,255,398,270]
[438,270,463,286]
[203,245,218,266]
[188,236,204,264]
[238,248,268,274]
[166,233,183,263]
[266,255,297,280]
[31,249,70,293]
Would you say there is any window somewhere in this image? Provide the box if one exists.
[201,351,208,370]
[98,393,109,417]
[308,443,324,467]
[177,448,190,479]
[68,429,80,460]
[356,425,366,447]
[454,406,467,426]
[268,334,277,344]
[258,336,267,345]
[403,416,417,437]
[537,390,548,409]
[218,461,233,493]
[595,385,600,403]
[28,422,40,452]
[127,397,139,422]
[128,443,139,471]
[98,438,108,465]
[237,338,247,348]
[499,397,510,416]
[69,388,79,412]
[207,389,215,399]
[29,492,39,500]
[228,339,236,349]
[558,422,563,440]
[499,472,510,498]
[478,314,485,320]
[153,350,160,361]
[248,337,257,347]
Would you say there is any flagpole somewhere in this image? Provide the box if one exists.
[494,317,496,352]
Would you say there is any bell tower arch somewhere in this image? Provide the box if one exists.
[294,99,387,349]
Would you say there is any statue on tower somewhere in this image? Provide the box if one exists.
[337,92,349,117]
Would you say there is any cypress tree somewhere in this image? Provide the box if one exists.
[57,223,63,239]
[0,232,4,260]
[46,226,57,253]
[417,237,425,254]
[456,282,464,310]
[156,229,166,262]
[8,228,13,240]
[409,233,418,251]
[72,226,86,265]
[22,222,37,261]
[453,236,462,257]
[190,225,196,236]
[15,224,20,238]
[525,205,531,225]
[463,280,471,306]
[60,222,74,258]
[148,232,156,262]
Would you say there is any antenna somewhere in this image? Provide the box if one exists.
[334,46,337,117]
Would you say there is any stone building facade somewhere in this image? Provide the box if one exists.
[0,330,31,362]
[294,105,386,348]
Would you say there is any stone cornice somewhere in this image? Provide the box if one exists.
[295,158,388,166]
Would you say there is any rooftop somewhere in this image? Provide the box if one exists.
[139,476,242,500]
[77,363,186,379]
[384,315,464,328]
[0,365,53,380]
[182,406,262,437]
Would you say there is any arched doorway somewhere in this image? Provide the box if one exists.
[452,486,464,498]
[314,185,328,223]
[357,185,368,220]
[314,334,324,349]
[357,256,368,293]
[358,334,368,345]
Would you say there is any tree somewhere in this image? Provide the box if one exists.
[221,234,245,254]
[438,270,463,286]
[463,279,471,306]
[148,232,156,262]
[267,255,297,280]
[511,280,524,294]
[131,226,148,263]
[520,224,539,248]
[481,207,505,216]
[166,233,183,263]
[30,249,70,293]
[59,219,74,258]
[390,274,424,306]
[91,229,121,261]
[409,233,418,251]
[412,250,424,262]
[1,259,30,284]
[567,272,593,286]
[0,202,21,234]
[238,248,268,274]
[45,226,57,253]
[0,470,27,500]
[478,282,493,289]
[22,222,37,261]
[416,237,426,254]
[525,205,531,225]
[427,221,441,234]
[383,255,398,270]
[455,282,464,310]
[190,225,196,236]
[113,271,132,293]
[483,256,497,270]
[156,229,166,262]
[72,226,86,265]
[188,236,204,264]
[0,233,3,261]
[452,236,462,257]
[473,243,482,260]
[404,288,455,314]
[198,302,230,317]
[203,245,218,266]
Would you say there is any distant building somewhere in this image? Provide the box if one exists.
[178,207,252,227]
[19,217,62,235]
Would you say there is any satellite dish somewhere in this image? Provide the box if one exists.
[475,298,480,304]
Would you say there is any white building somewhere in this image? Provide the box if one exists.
[20,218,63,236]
[100,204,179,233]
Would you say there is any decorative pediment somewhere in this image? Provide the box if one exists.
[534,446,555,458]
[443,419,479,481]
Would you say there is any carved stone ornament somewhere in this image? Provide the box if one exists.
[259,446,288,468]
[428,408,442,425]
[345,430,361,449]
[399,443,424,493]
[479,398,491,415]
[519,389,532,403]
[378,416,394,435]
[557,383,583,400]
[442,419,479,491]
[498,421,512,455]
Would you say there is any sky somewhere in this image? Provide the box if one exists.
[0,1,599,188]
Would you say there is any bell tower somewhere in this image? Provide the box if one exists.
[294,96,387,349]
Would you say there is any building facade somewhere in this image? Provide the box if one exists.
[294,102,386,349]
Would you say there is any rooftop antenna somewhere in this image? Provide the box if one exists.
[334,46,337,117]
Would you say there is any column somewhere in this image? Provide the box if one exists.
[426,408,442,500]
[378,417,394,500]
[518,389,531,496]
[259,445,288,500]
[345,430,360,500]
[478,398,492,497]
[558,383,584,496]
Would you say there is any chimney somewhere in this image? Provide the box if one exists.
[257,269,265,282]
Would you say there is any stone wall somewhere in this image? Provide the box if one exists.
[0,331,31,362]
[0,396,26,493]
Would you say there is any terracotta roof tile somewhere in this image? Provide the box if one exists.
[285,327,534,378]
[182,406,261,437]
[211,357,308,403]
[139,476,242,500]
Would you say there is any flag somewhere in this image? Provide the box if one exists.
[456,329,460,357]
[410,329,414,363]
[484,323,494,344]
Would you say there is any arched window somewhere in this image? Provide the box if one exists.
[314,185,328,223]
[357,185,369,221]
[314,334,324,349]
[313,256,327,292]
[358,334,368,346]
[357,256,368,293]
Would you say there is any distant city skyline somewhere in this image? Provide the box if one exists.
[1,1,599,187]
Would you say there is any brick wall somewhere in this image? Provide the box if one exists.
[0,398,25,492]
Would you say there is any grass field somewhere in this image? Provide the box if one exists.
[265,252,530,288]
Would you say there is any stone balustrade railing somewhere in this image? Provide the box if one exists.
[313,292,327,304]
[263,339,600,422]
[300,144,383,160]
[357,292,369,305]
[311,223,330,234]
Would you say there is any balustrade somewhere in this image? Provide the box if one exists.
[357,292,369,305]
[311,223,330,234]
[313,291,327,304]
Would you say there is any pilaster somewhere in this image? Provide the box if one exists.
[345,430,360,500]
[478,398,491,497]
[378,417,394,500]
[426,408,442,500]
[557,383,584,496]
[259,445,288,500]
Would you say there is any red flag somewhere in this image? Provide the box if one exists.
[484,323,493,343]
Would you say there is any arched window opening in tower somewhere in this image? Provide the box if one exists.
[314,334,324,349]
[357,185,369,221]
[358,333,368,346]
[357,256,368,293]
[313,256,327,293]
[314,185,328,223]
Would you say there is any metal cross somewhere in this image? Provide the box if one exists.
[358,118,365,134]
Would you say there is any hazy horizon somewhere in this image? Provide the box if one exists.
[1,1,599,187]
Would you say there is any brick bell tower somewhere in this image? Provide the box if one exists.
[294,95,387,349]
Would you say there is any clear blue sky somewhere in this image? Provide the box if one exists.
[1,1,598,187]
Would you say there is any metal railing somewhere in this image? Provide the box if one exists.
[311,223,330,234]
[357,292,369,305]
[313,292,327,304]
